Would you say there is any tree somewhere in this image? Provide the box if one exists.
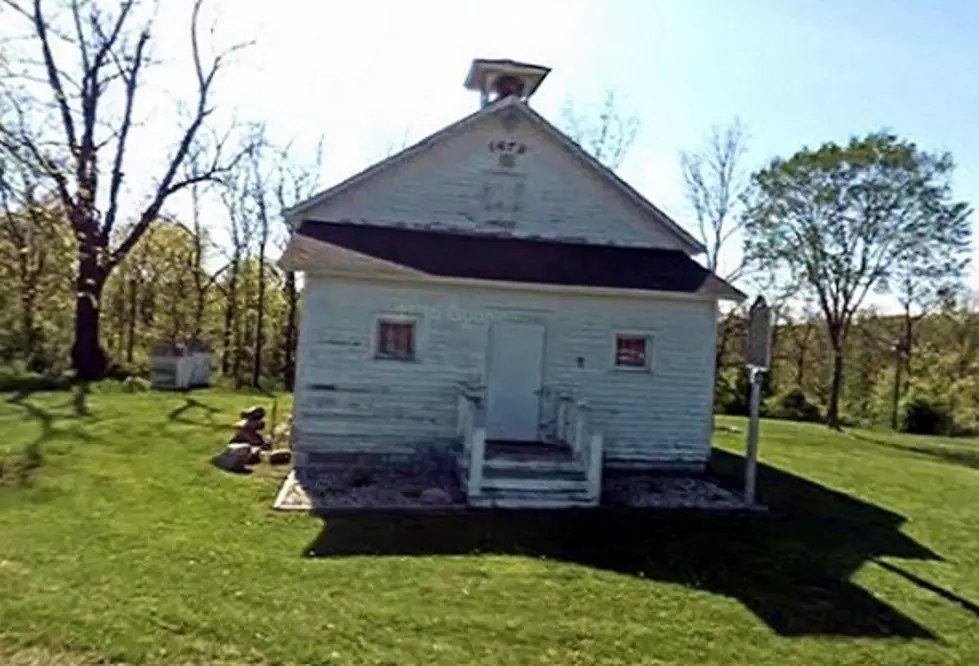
[780,307,819,389]
[245,128,272,389]
[0,138,72,369]
[103,218,202,366]
[0,0,247,380]
[184,157,225,342]
[274,139,323,390]
[562,91,639,171]
[681,118,750,280]
[218,153,256,384]
[681,118,751,380]
[743,132,972,429]
[888,242,966,405]
[372,126,412,161]
[222,127,322,388]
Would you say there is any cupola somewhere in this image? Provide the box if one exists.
[463,58,551,108]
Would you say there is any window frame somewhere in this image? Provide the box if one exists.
[611,331,654,372]
[373,314,419,362]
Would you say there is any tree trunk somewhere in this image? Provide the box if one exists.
[283,270,298,390]
[126,277,138,364]
[252,256,267,388]
[826,338,845,430]
[901,309,913,393]
[20,283,37,368]
[221,259,238,376]
[71,247,108,381]
[795,346,806,386]
[890,353,904,430]
[233,266,248,388]
[193,279,206,341]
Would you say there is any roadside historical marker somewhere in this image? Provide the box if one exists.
[743,296,772,506]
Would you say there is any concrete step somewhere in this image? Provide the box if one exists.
[479,477,589,493]
[468,488,598,509]
[458,451,584,473]
[483,456,583,474]
[482,462,586,482]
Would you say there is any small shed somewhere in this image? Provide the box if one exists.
[150,341,212,390]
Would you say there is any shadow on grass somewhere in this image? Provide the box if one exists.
[305,449,940,640]
[849,431,979,471]
[3,392,92,487]
[167,397,222,424]
[876,560,979,618]
[72,382,91,417]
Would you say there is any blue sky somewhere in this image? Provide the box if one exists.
[208,0,979,292]
[8,0,979,296]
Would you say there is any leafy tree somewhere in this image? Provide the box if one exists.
[0,152,74,369]
[743,132,971,428]
[103,219,209,369]
[0,0,248,380]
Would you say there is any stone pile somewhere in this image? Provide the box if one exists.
[211,405,292,474]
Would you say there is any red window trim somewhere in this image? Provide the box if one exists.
[615,334,648,368]
[376,319,416,360]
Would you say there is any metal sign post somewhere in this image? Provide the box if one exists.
[743,296,772,506]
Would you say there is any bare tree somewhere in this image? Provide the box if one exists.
[372,125,412,161]
[244,126,272,389]
[185,156,227,342]
[218,151,256,384]
[225,129,324,389]
[681,118,751,379]
[680,118,750,280]
[0,0,249,380]
[275,138,322,390]
[562,91,639,171]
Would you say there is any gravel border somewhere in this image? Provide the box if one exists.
[273,466,466,512]
[273,465,761,512]
[603,473,758,510]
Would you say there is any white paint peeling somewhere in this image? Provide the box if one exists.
[293,277,717,470]
[300,111,685,250]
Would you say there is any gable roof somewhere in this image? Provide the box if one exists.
[284,96,706,255]
[291,220,743,299]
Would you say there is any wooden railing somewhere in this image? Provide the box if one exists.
[555,394,604,500]
[456,387,487,496]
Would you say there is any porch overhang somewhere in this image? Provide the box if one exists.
[280,221,745,302]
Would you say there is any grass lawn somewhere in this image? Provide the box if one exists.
[1,387,978,665]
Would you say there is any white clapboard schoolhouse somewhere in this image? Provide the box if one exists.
[280,59,744,508]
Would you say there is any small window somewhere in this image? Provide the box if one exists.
[376,318,416,361]
[615,334,650,370]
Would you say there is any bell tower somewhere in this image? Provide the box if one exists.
[463,58,551,108]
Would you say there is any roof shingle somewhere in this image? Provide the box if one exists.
[296,221,716,294]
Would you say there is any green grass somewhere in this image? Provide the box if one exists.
[1,389,978,665]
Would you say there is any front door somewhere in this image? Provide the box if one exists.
[485,321,546,441]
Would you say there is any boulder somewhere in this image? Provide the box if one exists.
[420,487,452,505]
[268,449,292,466]
[240,405,266,421]
[211,444,252,473]
[247,446,263,465]
[230,419,268,447]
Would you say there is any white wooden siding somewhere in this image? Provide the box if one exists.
[293,277,718,469]
[302,108,684,251]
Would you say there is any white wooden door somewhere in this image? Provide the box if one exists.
[485,321,545,441]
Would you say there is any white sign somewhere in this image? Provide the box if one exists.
[745,296,772,370]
